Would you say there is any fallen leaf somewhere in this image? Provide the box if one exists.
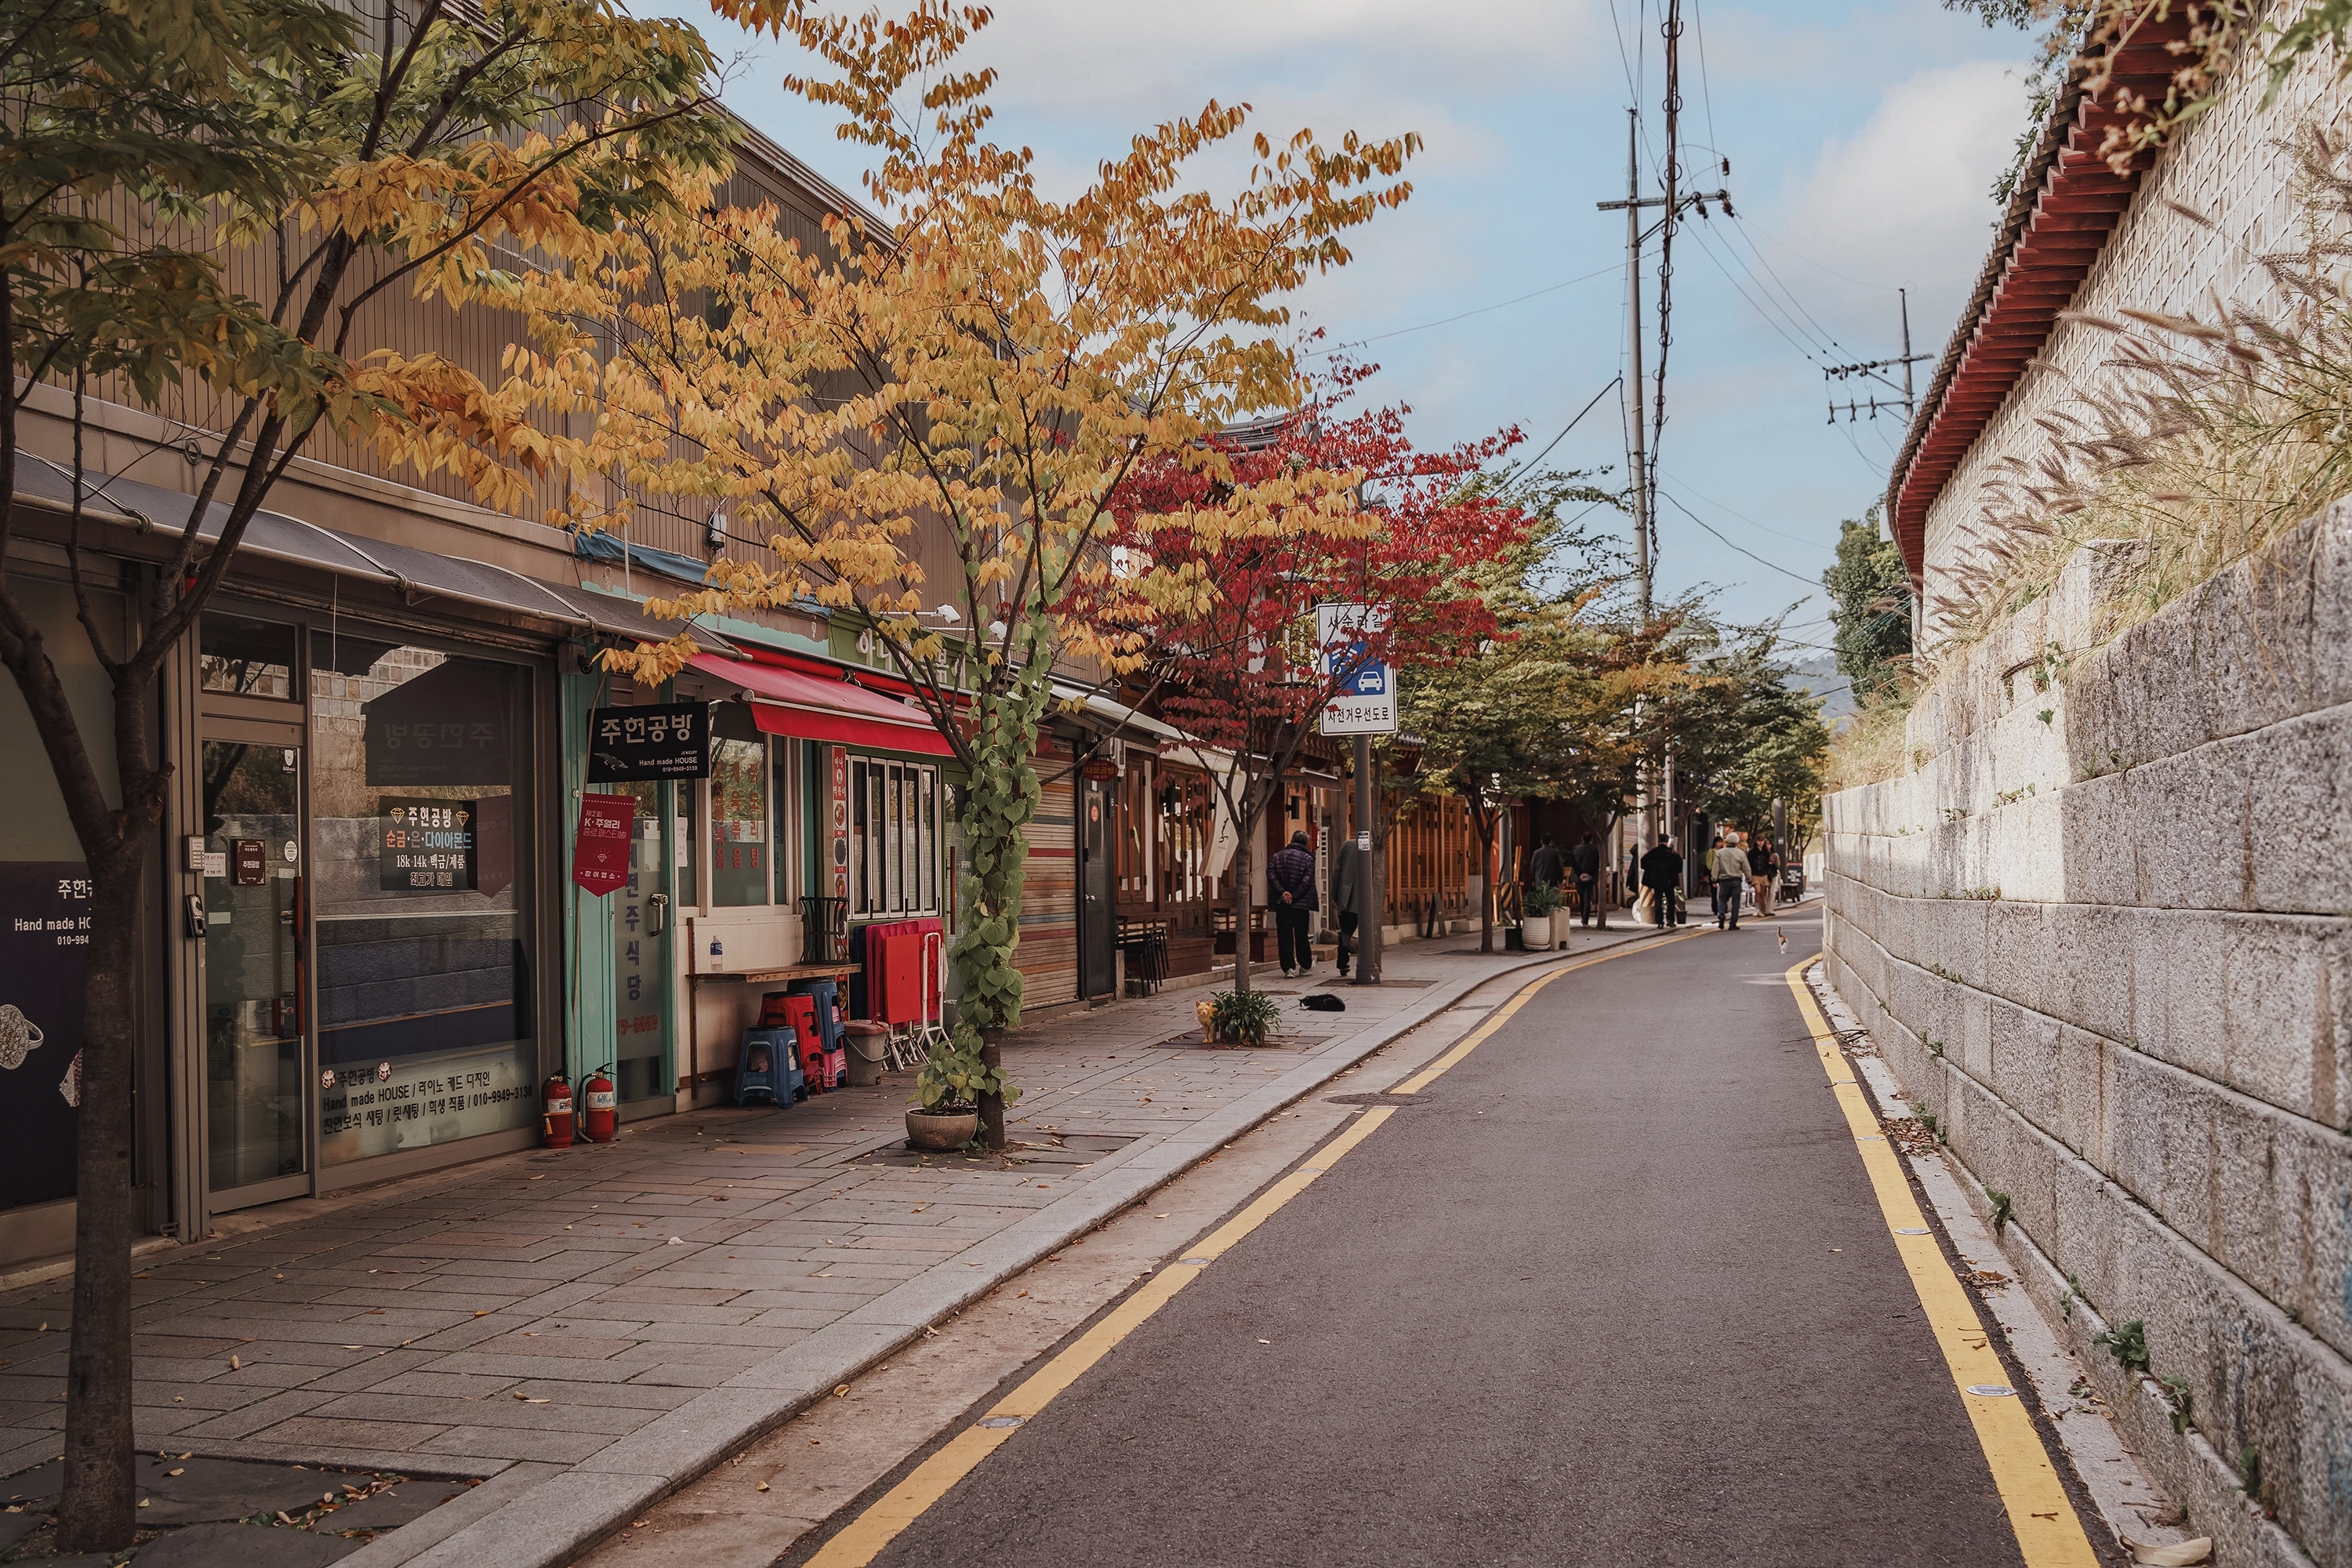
[833,1385,850,1397]
[229,1355,240,1370]
[341,1345,363,1351]
[531,1174,545,1180]
[167,1468,183,1477]
[667,1236,684,1245]
[2122,1538,2212,1566]
[755,1480,770,1492]
[137,1499,149,1509]
[923,1326,940,1338]
[1258,1339,1270,1345]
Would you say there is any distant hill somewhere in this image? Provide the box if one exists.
[1784,653,1857,726]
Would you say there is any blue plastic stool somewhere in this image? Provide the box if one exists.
[735,1028,800,1107]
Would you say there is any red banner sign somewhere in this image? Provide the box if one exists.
[572,793,635,897]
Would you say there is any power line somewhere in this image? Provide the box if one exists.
[1654,466,1831,549]
[1656,488,1823,585]
[1335,263,1625,349]
[1505,376,1624,479]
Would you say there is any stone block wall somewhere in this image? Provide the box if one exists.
[1822,508,2352,1566]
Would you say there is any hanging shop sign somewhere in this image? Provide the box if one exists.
[0,863,89,1209]
[1080,757,1120,781]
[379,799,477,891]
[586,702,710,782]
[572,793,636,896]
[364,660,509,786]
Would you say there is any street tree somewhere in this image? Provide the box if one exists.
[0,0,728,1545]
[1396,484,1620,953]
[1098,376,1530,987]
[1823,506,1912,705]
[515,2,1420,1145]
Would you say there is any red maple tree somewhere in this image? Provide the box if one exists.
[1092,366,1533,989]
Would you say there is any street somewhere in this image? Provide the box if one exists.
[757,910,2097,1568]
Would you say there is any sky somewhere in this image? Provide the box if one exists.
[665,0,2039,658]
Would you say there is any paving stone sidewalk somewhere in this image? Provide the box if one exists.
[0,924,1661,1564]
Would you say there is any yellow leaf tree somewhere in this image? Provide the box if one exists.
[504,0,1418,1149]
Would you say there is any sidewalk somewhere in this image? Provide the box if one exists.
[0,922,1664,1566]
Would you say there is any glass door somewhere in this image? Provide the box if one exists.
[609,778,669,1104]
[199,735,308,1203]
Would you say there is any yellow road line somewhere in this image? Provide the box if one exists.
[1782,955,2099,1568]
[807,934,1698,1567]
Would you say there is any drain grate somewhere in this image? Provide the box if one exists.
[1325,1091,1429,1107]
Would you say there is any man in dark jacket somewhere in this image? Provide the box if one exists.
[1568,833,1602,927]
[1267,829,1319,978]
[1527,833,1565,895]
[1639,835,1684,927]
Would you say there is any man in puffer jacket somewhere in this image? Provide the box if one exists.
[1267,829,1319,978]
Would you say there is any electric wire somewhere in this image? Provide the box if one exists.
[1334,261,1627,350]
[1655,488,1823,585]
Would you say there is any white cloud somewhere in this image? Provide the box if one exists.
[1773,59,2029,336]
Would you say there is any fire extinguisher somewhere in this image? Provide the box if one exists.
[543,1073,575,1149]
[583,1065,618,1144]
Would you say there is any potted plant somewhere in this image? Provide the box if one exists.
[1521,880,1563,952]
[906,1028,1006,1149]
[1209,988,1283,1047]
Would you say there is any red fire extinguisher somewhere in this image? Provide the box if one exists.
[543,1073,575,1149]
[583,1065,618,1144]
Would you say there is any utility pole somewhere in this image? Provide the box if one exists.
[1824,287,1929,426]
[1613,108,1651,621]
[1352,734,1380,985]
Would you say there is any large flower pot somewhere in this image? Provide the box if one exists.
[905,1109,979,1150]
[1523,913,1555,951]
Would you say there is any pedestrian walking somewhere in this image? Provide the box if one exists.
[1711,833,1752,931]
[1705,833,1725,923]
[1569,833,1602,927]
[1268,829,1319,978]
[1527,833,1566,897]
[1639,836,1684,927]
[1751,834,1778,917]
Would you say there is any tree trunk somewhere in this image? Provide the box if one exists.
[944,679,1043,1154]
[0,595,165,1552]
[1230,785,1254,993]
[1475,807,1497,955]
[56,846,142,1552]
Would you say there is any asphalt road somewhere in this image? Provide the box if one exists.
[855,912,2034,1566]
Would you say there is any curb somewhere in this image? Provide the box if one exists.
[348,929,1670,1568]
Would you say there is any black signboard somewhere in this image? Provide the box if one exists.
[364,659,510,787]
[586,702,709,782]
[380,798,477,891]
[0,862,90,1209]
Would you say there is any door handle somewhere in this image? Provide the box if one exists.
[183,894,206,940]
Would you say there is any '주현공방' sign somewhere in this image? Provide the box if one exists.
[572,793,635,896]
[586,702,710,782]
[379,799,475,891]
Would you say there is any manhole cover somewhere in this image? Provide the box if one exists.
[1326,1092,1429,1107]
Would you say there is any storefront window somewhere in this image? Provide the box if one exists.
[200,613,297,700]
[710,734,768,906]
[308,643,535,1164]
[847,756,939,918]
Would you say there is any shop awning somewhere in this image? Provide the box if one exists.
[687,652,956,757]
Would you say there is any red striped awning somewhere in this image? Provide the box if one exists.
[687,653,955,757]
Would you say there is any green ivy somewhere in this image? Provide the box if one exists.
[919,638,1053,1116]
